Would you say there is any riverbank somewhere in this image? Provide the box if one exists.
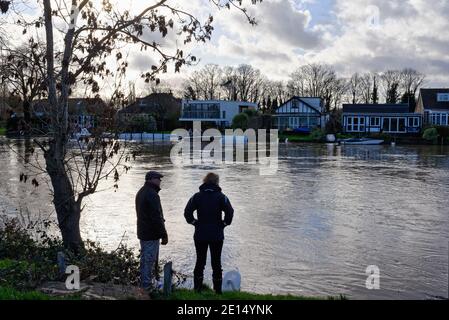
[280,132,449,145]
[0,283,338,300]
[0,218,333,301]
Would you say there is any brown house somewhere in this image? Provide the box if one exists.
[117,92,181,131]
[31,97,115,133]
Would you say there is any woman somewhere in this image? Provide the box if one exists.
[184,172,234,294]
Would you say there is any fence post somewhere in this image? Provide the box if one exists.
[57,251,66,277]
[163,261,173,297]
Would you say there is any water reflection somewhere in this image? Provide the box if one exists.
[0,138,448,299]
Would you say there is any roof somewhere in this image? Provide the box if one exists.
[276,96,323,114]
[182,99,257,105]
[32,98,111,116]
[119,92,181,115]
[419,88,449,110]
[342,103,411,114]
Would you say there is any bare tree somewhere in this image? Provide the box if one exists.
[349,73,362,104]
[6,0,262,250]
[0,39,48,132]
[400,68,425,109]
[234,64,262,102]
[289,64,342,112]
[359,73,374,104]
[220,66,238,101]
[380,70,402,103]
[287,70,305,97]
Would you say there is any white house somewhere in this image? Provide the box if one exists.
[416,88,449,126]
[272,97,326,132]
[179,100,258,127]
[342,103,421,134]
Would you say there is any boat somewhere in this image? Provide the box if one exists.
[293,127,311,134]
[340,138,384,145]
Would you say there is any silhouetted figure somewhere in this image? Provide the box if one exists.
[184,172,234,294]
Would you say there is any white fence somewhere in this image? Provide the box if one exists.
[118,132,249,144]
[118,132,176,141]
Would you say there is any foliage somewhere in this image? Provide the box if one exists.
[310,128,326,142]
[422,127,439,144]
[0,218,139,289]
[231,113,249,130]
[242,109,259,118]
[0,286,54,300]
[0,216,188,295]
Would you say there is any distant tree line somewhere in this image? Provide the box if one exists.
[183,63,426,113]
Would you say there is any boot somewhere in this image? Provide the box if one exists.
[194,276,204,293]
[213,278,222,294]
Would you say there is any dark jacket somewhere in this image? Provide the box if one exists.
[136,182,168,241]
[184,183,234,241]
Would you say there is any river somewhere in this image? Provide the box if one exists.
[1,137,448,299]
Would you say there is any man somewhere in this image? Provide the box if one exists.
[135,171,168,294]
[184,172,234,294]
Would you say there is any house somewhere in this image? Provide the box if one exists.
[31,97,113,131]
[179,99,258,128]
[342,103,421,134]
[415,88,449,126]
[117,92,181,130]
[272,97,326,132]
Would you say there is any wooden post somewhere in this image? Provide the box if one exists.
[163,262,173,297]
[57,251,66,277]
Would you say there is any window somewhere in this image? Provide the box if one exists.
[346,116,365,132]
[347,117,353,132]
[370,117,380,126]
[408,117,420,127]
[398,118,406,132]
[359,117,365,132]
[391,118,398,132]
[292,100,299,109]
[437,93,449,102]
[222,111,226,119]
[442,114,448,125]
[383,118,390,131]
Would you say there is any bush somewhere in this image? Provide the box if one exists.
[243,109,258,118]
[0,217,187,293]
[310,128,326,141]
[231,113,249,130]
[422,127,439,144]
[0,218,140,288]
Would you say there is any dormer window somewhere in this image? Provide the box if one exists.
[292,100,299,109]
[437,93,449,102]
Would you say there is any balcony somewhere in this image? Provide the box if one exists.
[181,111,221,119]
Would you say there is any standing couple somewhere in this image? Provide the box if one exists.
[135,171,234,296]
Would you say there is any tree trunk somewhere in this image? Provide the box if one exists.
[23,100,31,135]
[44,137,83,251]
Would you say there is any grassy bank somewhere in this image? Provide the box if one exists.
[0,218,331,300]
[167,288,339,300]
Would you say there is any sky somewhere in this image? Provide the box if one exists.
[2,0,449,95]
